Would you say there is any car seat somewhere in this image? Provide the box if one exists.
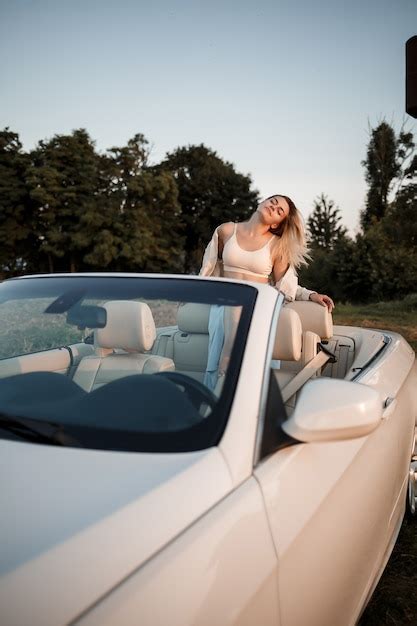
[72,301,174,392]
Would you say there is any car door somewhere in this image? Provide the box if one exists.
[253,373,409,626]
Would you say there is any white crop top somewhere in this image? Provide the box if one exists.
[222,223,274,278]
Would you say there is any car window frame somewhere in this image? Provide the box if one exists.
[253,294,296,465]
[0,275,258,454]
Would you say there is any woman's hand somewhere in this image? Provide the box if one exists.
[309,292,335,313]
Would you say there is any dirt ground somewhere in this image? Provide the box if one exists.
[358,518,417,625]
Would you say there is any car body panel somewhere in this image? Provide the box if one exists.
[255,430,400,626]
[0,441,232,626]
[219,284,280,484]
[75,477,280,626]
[254,330,416,626]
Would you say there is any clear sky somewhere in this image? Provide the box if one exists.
[1,0,416,232]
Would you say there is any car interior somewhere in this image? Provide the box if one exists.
[0,297,389,420]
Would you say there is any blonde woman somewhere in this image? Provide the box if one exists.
[199,194,334,388]
[200,194,334,309]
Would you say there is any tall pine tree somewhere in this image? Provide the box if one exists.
[360,121,416,229]
[307,194,346,250]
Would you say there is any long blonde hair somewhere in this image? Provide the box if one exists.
[267,194,310,268]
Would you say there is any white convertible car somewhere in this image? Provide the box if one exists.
[0,273,416,626]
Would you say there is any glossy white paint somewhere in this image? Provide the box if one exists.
[76,477,280,626]
[254,328,416,626]
[0,441,232,626]
[335,328,417,534]
[219,283,280,484]
[255,434,402,625]
[282,378,383,442]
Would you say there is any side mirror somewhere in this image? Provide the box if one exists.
[281,378,383,443]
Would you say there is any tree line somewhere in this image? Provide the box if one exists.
[0,129,258,277]
[300,121,417,302]
[0,121,416,302]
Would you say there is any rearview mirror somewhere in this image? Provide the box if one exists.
[67,305,107,329]
[281,378,383,443]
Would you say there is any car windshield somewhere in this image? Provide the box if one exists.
[0,275,256,453]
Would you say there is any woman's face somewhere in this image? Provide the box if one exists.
[257,195,290,227]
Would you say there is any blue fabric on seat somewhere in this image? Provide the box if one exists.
[203,305,225,390]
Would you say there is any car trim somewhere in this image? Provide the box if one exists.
[351,334,391,382]
[253,292,284,466]
[0,275,258,453]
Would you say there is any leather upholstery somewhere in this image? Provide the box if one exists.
[285,301,333,339]
[73,301,174,392]
[96,301,157,351]
[177,303,210,335]
[152,303,211,382]
[272,308,302,361]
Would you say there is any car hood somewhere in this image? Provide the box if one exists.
[0,439,232,626]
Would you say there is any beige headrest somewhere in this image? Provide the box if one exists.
[285,301,333,339]
[96,301,156,351]
[177,303,211,334]
[273,307,302,361]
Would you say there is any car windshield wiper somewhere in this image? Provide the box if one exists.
[0,414,82,447]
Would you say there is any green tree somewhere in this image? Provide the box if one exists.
[357,121,417,300]
[299,194,350,302]
[0,128,35,277]
[159,144,259,272]
[299,233,354,302]
[348,226,417,301]
[361,121,417,229]
[302,124,417,303]
[27,129,104,272]
[307,194,346,250]
[382,182,417,249]
[97,134,184,272]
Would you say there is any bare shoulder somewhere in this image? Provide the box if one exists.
[217,221,235,243]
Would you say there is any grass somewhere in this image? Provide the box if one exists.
[0,298,180,360]
[0,299,85,359]
[336,297,417,625]
[333,295,417,352]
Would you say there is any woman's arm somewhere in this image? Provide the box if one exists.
[272,255,290,284]
[216,222,234,259]
[272,256,335,312]
[272,256,299,301]
[309,292,335,312]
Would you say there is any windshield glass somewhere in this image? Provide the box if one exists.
[0,275,256,452]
